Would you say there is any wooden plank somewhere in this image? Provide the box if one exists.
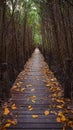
[8,123,63,129]
[7,127,72,130]
[12,110,57,115]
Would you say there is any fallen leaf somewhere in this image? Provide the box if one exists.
[31,89,35,92]
[44,110,49,116]
[7,119,17,125]
[4,123,11,128]
[32,100,36,103]
[11,104,17,110]
[26,84,32,87]
[32,96,36,99]
[53,93,57,97]
[12,85,18,90]
[56,117,61,122]
[68,121,73,128]
[32,115,38,118]
[57,112,67,122]
[56,99,64,104]
[46,84,50,87]
[21,87,26,92]
[57,105,64,109]
[28,105,33,111]
[4,108,10,115]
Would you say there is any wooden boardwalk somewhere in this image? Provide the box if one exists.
[1,48,72,130]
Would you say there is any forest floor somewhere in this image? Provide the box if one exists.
[0,48,73,130]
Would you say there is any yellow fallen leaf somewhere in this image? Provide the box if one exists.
[71,110,73,114]
[26,84,32,87]
[56,99,64,103]
[58,112,67,122]
[68,121,73,128]
[61,115,66,121]
[46,84,50,87]
[32,99,36,103]
[28,105,33,111]
[4,108,10,115]
[31,89,35,92]
[32,96,36,99]
[44,110,49,116]
[32,115,38,118]
[7,119,17,125]
[4,123,11,128]
[12,119,17,125]
[17,83,20,86]
[57,105,64,109]
[56,117,61,122]
[11,104,17,110]
[53,93,57,97]
[58,111,63,116]
[18,81,23,85]
[12,85,18,90]
[21,88,26,92]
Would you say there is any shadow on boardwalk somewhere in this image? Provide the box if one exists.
[0,48,73,130]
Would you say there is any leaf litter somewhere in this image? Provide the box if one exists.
[42,61,73,129]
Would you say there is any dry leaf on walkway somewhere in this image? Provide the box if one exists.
[68,121,73,128]
[46,84,50,87]
[7,119,17,125]
[3,108,10,115]
[12,85,18,90]
[11,104,17,110]
[28,105,33,111]
[32,99,36,103]
[57,105,64,109]
[56,117,61,122]
[44,110,49,116]
[32,115,38,118]
[4,123,11,128]
[21,87,26,92]
[31,89,35,92]
[26,84,32,87]
[57,112,67,122]
[56,99,64,104]
[32,96,36,99]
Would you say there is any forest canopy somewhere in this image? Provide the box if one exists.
[6,0,43,45]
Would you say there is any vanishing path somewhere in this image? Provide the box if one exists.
[2,48,72,130]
